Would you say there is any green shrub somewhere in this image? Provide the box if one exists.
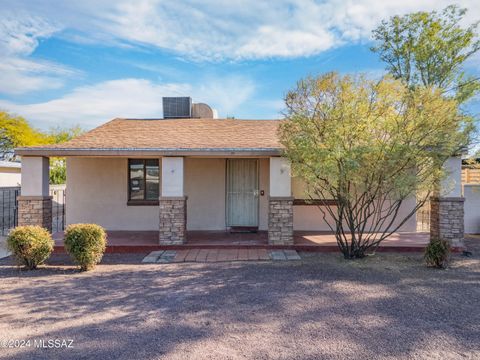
[7,226,54,269]
[424,238,451,269]
[64,224,107,271]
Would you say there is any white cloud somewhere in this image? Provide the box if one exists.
[3,0,479,61]
[0,79,188,128]
[91,0,480,59]
[194,75,256,116]
[0,14,58,55]
[0,57,78,95]
[237,27,337,58]
[0,14,78,94]
[0,75,259,129]
[0,0,478,96]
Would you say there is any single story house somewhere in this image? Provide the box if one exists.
[0,160,21,187]
[15,97,464,246]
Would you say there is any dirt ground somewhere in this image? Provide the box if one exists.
[0,238,479,360]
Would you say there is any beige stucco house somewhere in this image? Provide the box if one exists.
[0,160,21,187]
[15,97,464,246]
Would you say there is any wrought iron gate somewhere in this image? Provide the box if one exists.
[0,186,66,235]
[416,200,430,232]
[0,187,20,236]
[50,186,66,233]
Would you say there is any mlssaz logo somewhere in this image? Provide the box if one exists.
[34,339,74,349]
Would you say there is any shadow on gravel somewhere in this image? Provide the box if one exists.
[0,241,479,359]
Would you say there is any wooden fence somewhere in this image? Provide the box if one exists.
[462,168,480,184]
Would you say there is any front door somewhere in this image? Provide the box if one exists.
[226,159,259,227]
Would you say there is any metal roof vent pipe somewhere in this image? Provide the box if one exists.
[191,103,217,118]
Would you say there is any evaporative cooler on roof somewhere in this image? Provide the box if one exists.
[162,97,192,119]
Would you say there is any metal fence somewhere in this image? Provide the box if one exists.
[0,186,66,236]
[0,187,20,236]
[416,201,430,232]
[50,185,66,233]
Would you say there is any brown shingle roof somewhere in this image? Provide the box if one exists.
[16,118,284,156]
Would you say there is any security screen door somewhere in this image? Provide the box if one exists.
[226,159,259,227]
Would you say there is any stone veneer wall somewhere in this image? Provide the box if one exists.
[268,197,294,245]
[17,196,52,232]
[159,197,187,245]
[430,197,464,248]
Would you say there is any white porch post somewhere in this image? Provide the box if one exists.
[268,157,294,245]
[159,157,187,244]
[430,156,464,249]
[17,156,52,231]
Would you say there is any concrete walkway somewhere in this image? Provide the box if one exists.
[142,249,302,263]
[0,236,10,259]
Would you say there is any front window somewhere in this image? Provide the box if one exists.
[128,159,159,204]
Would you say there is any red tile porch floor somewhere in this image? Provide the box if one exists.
[52,230,432,253]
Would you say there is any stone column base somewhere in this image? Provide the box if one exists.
[268,197,294,245]
[17,196,53,232]
[159,196,187,245]
[430,197,464,248]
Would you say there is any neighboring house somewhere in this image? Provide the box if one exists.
[16,97,463,245]
[0,160,21,187]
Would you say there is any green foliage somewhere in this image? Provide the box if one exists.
[7,226,54,270]
[64,224,107,271]
[424,239,451,268]
[0,111,49,160]
[46,127,82,184]
[371,5,480,103]
[280,72,472,259]
[463,156,480,169]
[46,126,83,144]
[49,158,67,185]
[0,110,83,183]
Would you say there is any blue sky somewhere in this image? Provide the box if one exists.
[0,0,478,130]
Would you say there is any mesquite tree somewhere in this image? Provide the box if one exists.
[280,73,472,259]
[371,5,480,104]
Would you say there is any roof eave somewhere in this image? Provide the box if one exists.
[15,147,283,157]
[0,161,21,168]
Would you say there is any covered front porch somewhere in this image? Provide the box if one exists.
[52,230,430,253]
[16,116,467,252]
[18,152,464,252]
[19,154,302,245]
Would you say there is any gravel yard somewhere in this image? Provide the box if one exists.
[0,239,479,360]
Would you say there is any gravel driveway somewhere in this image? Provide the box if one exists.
[0,240,479,360]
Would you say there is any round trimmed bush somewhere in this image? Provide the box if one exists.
[64,224,107,271]
[424,238,450,269]
[7,226,54,270]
